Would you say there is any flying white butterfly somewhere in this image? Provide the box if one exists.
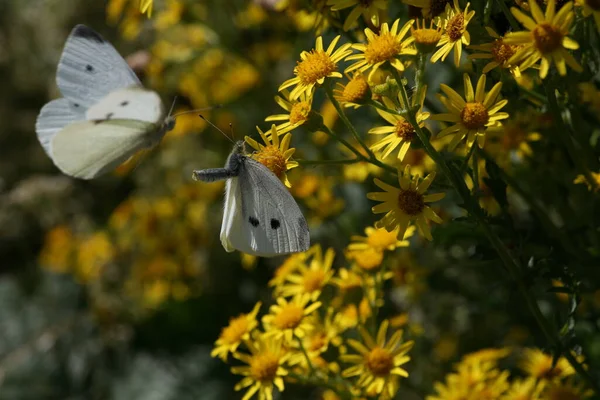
[35,24,175,179]
[192,141,310,257]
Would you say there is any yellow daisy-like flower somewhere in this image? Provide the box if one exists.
[276,245,335,301]
[331,267,363,292]
[576,0,600,31]
[348,225,415,253]
[574,171,600,192]
[269,251,310,289]
[333,73,372,109]
[432,73,509,150]
[341,320,414,398]
[502,377,544,400]
[265,90,315,135]
[411,18,443,54]
[140,0,153,16]
[368,85,430,161]
[279,35,352,100]
[469,27,523,77]
[326,0,387,31]
[245,125,299,188]
[368,165,445,240]
[212,302,262,361]
[542,378,594,399]
[262,294,321,343]
[345,19,417,81]
[431,0,475,66]
[504,0,582,79]
[231,335,291,400]
[519,348,577,380]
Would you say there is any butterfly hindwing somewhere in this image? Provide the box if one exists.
[35,98,83,156]
[57,24,140,110]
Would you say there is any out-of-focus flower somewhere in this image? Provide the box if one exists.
[432,73,508,150]
[574,171,600,192]
[246,126,299,188]
[279,36,352,100]
[541,378,594,399]
[75,231,114,283]
[368,165,445,240]
[431,0,475,66]
[326,0,387,31]
[262,294,321,343]
[276,245,335,301]
[348,225,415,254]
[303,177,345,221]
[578,82,600,114]
[504,0,582,79]
[333,73,371,109]
[140,0,153,16]
[469,27,523,76]
[485,111,542,165]
[345,19,416,80]
[39,225,76,274]
[519,348,579,380]
[501,377,544,400]
[341,320,414,398]
[212,303,262,361]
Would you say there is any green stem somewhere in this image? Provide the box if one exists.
[472,146,480,194]
[460,144,477,175]
[298,158,361,166]
[495,0,520,31]
[544,83,600,192]
[396,82,600,395]
[295,334,316,376]
[415,53,427,99]
[367,99,406,116]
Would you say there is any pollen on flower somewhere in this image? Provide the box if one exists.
[296,50,337,85]
[365,347,395,377]
[272,304,304,329]
[398,189,425,216]
[220,315,250,344]
[341,74,370,103]
[364,33,404,64]
[532,23,564,54]
[250,352,280,382]
[447,13,465,42]
[491,39,518,64]
[303,269,326,292]
[254,146,287,178]
[289,101,311,125]
[395,120,415,140]
[460,102,489,129]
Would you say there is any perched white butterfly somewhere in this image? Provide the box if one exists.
[35,24,175,179]
[192,141,310,257]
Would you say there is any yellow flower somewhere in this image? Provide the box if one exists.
[333,73,372,109]
[341,320,414,398]
[276,245,335,301]
[502,377,544,400]
[432,73,509,150]
[140,0,153,16]
[231,335,291,400]
[574,171,600,191]
[265,90,316,135]
[346,247,385,271]
[368,85,430,161]
[485,112,542,165]
[431,0,475,66]
[245,125,299,188]
[519,348,578,380]
[469,27,523,76]
[411,18,443,53]
[368,165,445,240]
[76,231,114,283]
[279,35,352,100]
[269,252,309,288]
[348,225,415,254]
[212,302,261,361]
[304,177,345,220]
[39,225,76,274]
[542,378,594,399]
[345,19,416,81]
[504,0,582,79]
[576,0,600,31]
[262,294,321,343]
[331,267,363,292]
[326,0,387,31]
[461,347,512,365]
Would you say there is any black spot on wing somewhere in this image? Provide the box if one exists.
[86,64,94,72]
[72,25,105,43]
[249,216,259,227]
[73,103,79,108]
[120,101,129,106]
[270,219,280,229]
[106,112,114,120]
[93,120,104,125]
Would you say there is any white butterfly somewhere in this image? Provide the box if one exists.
[193,141,310,257]
[35,24,174,179]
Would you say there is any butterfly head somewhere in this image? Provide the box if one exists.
[163,116,176,132]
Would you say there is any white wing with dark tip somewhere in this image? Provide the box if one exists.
[57,24,141,110]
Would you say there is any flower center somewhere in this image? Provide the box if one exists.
[221,314,250,344]
[342,74,370,103]
[532,22,564,54]
[586,0,600,10]
[460,102,489,130]
[273,304,304,330]
[253,146,287,178]
[364,32,403,65]
[365,346,394,377]
[250,352,280,382]
[446,13,465,42]
[429,0,451,17]
[395,120,415,140]
[491,39,517,65]
[303,268,326,292]
[412,28,442,46]
[296,50,336,85]
[289,101,311,125]
[397,189,425,216]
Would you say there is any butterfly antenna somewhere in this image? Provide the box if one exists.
[167,96,178,118]
[172,104,222,118]
[199,114,234,144]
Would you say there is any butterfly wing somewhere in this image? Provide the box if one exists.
[50,119,157,179]
[234,157,310,257]
[35,98,82,156]
[57,24,140,110]
[86,87,165,124]
[220,177,253,253]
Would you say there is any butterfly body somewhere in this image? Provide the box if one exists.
[193,141,310,257]
[35,24,174,179]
